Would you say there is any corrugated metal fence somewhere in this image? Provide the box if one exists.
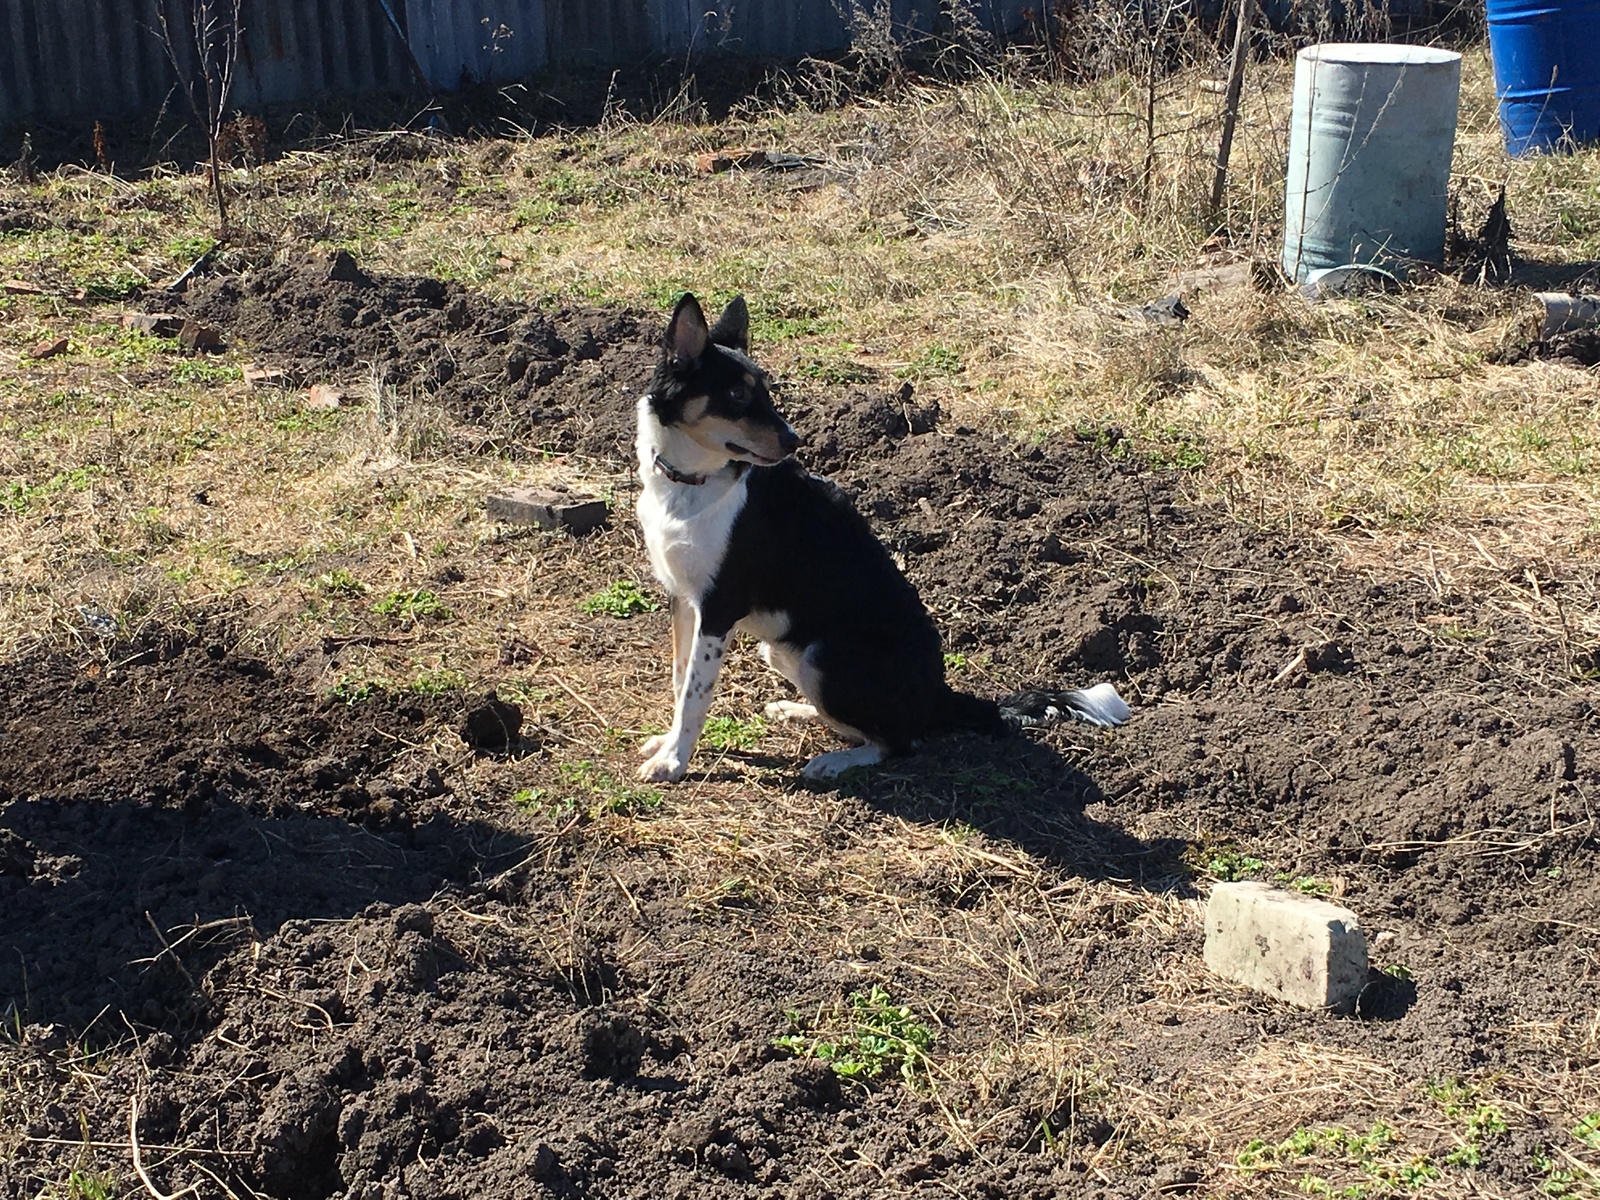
[0,0,1027,124]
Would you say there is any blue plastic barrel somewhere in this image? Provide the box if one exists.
[1488,0,1600,155]
[1282,44,1463,284]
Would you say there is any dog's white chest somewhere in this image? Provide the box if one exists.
[636,475,747,602]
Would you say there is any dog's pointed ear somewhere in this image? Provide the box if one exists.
[665,293,710,366]
[708,295,749,353]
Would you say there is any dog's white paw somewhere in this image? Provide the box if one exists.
[638,750,687,783]
[764,700,818,723]
[640,732,669,757]
[801,745,884,780]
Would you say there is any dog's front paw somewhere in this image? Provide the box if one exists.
[639,732,669,757]
[638,749,687,783]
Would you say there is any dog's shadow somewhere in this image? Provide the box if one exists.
[726,729,1186,895]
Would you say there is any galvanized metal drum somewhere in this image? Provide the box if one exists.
[1488,0,1600,155]
[1281,44,1463,284]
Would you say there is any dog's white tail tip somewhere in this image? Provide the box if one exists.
[1071,682,1132,727]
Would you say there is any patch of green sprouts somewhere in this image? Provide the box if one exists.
[580,580,657,619]
[315,567,368,597]
[700,715,766,751]
[1202,847,1266,881]
[775,985,935,1087]
[556,759,661,816]
[373,588,450,623]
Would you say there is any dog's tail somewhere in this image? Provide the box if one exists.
[940,682,1131,736]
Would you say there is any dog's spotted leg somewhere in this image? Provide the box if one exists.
[642,597,698,759]
[801,743,887,780]
[763,700,818,722]
[669,595,694,696]
[639,631,729,782]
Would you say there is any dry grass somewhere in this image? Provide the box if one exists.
[4,37,1600,1198]
[4,53,1599,619]
[9,43,1595,694]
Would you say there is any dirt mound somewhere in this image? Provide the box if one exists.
[1488,305,1600,368]
[6,256,1597,1199]
[0,636,514,1035]
[793,388,1598,1080]
[182,250,655,458]
[0,631,468,821]
[1532,327,1600,367]
[0,642,1102,1200]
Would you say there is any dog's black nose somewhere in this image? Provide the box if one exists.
[779,426,801,453]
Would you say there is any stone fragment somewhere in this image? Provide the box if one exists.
[122,312,183,337]
[178,319,224,352]
[486,487,609,535]
[1204,881,1368,1012]
[2,279,43,295]
[243,363,286,388]
[28,336,68,359]
[1136,294,1189,326]
[696,148,769,174]
[305,383,345,409]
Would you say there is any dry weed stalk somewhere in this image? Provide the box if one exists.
[154,0,244,236]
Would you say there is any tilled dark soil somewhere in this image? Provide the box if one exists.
[177,249,659,460]
[3,255,1597,1200]
[1492,323,1600,368]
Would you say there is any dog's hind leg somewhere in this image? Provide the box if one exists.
[763,699,818,722]
[643,597,699,758]
[756,639,821,724]
[639,627,729,783]
[801,743,887,780]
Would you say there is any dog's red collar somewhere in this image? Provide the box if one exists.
[652,452,708,486]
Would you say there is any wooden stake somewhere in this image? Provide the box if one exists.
[1209,0,1256,219]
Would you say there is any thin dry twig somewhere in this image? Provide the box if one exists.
[551,673,609,728]
[25,1136,248,1157]
[1365,819,1596,858]
[131,1095,202,1200]
[142,912,200,992]
[257,986,338,1031]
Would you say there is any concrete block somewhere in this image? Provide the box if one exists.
[487,488,609,536]
[1204,881,1367,1012]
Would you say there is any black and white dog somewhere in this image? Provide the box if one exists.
[635,293,1129,783]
